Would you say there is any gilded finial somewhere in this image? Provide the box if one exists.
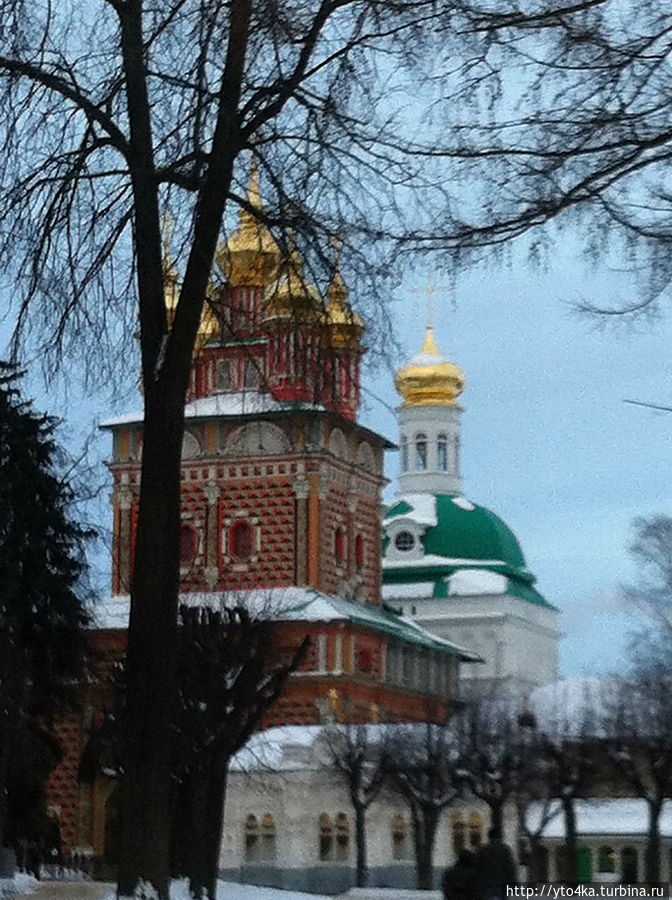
[161,210,179,325]
[328,688,344,724]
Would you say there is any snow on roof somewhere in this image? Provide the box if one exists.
[383,554,506,570]
[381,582,435,600]
[530,799,672,838]
[100,391,324,427]
[384,493,437,527]
[448,569,508,596]
[92,587,480,659]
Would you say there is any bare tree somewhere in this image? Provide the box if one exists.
[322,723,387,888]
[602,662,672,883]
[386,723,462,890]
[0,2,485,894]
[172,605,308,899]
[623,515,672,645]
[417,0,672,311]
[453,693,521,834]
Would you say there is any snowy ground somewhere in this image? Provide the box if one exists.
[99,880,331,900]
[0,872,38,897]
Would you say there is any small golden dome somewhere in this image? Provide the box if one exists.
[322,264,363,349]
[395,325,464,406]
[216,159,281,286]
[163,220,219,350]
[263,236,322,323]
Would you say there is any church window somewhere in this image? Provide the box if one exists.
[357,647,373,672]
[415,433,427,470]
[355,534,364,570]
[437,433,448,471]
[319,813,333,860]
[394,531,415,552]
[455,433,461,474]
[216,359,232,391]
[392,813,413,860]
[317,634,328,672]
[243,358,259,389]
[452,811,466,852]
[621,846,638,882]
[261,813,276,861]
[469,812,482,848]
[245,814,260,861]
[401,436,409,472]
[334,528,345,562]
[230,521,253,560]
[180,524,197,565]
[598,846,616,874]
[335,813,350,861]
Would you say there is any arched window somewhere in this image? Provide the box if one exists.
[335,813,350,861]
[598,846,616,874]
[180,524,197,565]
[216,359,232,391]
[261,813,276,861]
[452,811,466,852]
[415,433,427,470]
[245,814,260,862]
[469,811,482,848]
[319,813,333,860]
[437,433,448,471]
[392,813,413,860]
[355,535,364,570]
[401,436,409,472]
[334,528,345,562]
[230,521,253,560]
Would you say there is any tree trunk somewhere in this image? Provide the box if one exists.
[118,386,184,899]
[489,799,504,834]
[413,806,439,891]
[561,797,578,886]
[354,804,368,887]
[180,756,228,900]
[0,737,8,848]
[645,799,662,883]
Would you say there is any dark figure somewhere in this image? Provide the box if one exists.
[26,839,42,880]
[475,826,517,900]
[443,849,480,900]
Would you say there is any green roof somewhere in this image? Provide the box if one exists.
[382,493,555,610]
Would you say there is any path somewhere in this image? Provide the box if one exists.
[8,882,114,900]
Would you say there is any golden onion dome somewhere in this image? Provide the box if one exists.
[216,159,281,286]
[263,236,322,323]
[163,223,219,351]
[322,263,363,349]
[395,325,464,407]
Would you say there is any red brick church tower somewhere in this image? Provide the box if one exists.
[45,165,476,860]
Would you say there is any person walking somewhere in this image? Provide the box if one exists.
[474,826,517,900]
[443,848,480,900]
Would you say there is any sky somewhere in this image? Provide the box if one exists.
[3,238,671,678]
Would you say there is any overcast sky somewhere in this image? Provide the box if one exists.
[4,234,670,678]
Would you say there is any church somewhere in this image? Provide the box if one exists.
[43,163,559,871]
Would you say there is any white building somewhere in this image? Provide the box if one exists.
[381,326,560,694]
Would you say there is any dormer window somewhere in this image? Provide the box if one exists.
[394,531,416,552]
[415,433,427,471]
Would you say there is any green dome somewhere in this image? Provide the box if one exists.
[428,495,526,568]
[386,493,527,571]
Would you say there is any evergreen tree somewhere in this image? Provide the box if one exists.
[0,362,91,847]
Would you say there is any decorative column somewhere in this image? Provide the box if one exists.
[293,469,310,586]
[117,479,134,594]
[204,470,220,590]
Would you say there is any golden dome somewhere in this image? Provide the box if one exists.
[216,159,281,286]
[163,220,219,351]
[263,236,322,323]
[322,262,363,348]
[395,325,464,406]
